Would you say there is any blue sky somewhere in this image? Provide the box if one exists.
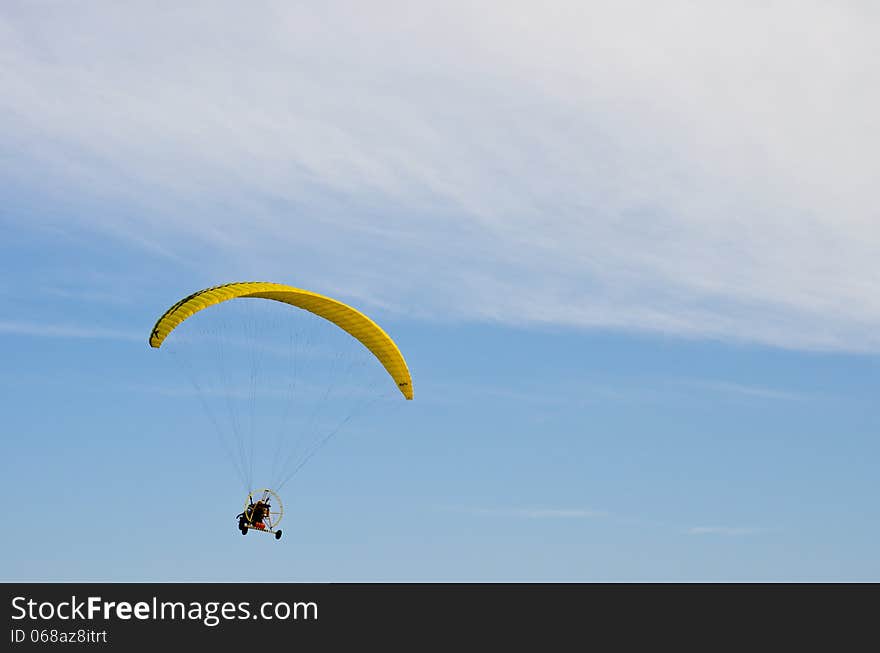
[2,2,879,581]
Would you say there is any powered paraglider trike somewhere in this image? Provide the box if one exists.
[237,488,284,539]
[149,281,413,542]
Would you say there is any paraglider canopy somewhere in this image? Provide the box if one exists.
[150,281,413,399]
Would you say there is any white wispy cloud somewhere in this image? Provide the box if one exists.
[3,2,880,350]
[447,507,769,534]
[687,526,762,536]
[458,507,607,519]
[0,320,140,341]
[676,379,809,401]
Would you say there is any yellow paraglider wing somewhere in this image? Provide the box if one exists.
[149,282,413,399]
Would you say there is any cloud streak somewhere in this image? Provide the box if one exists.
[0,320,140,341]
[677,379,809,402]
[457,507,607,519]
[687,526,762,537]
[3,2,880,350]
